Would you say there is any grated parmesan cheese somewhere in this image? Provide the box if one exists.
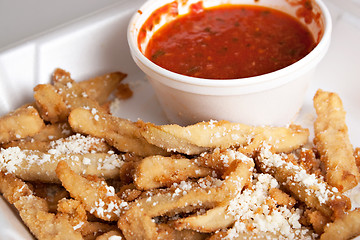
[226,173,315,240]
[48,134,105,156]
[72,221,84,230]
[108,236,122,240]
[0,134,124,176]
[259,145,338,204]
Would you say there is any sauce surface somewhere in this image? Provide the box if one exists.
[143,4,316,79]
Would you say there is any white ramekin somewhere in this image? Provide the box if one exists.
[127,0,332,126]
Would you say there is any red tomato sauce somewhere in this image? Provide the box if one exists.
[143,4,316,79]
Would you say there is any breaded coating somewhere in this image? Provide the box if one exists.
[34,84,69,123]
[78,71,127,105]
[139,120,309,155]
[0,172,82,240]
[257,146,351,219]
[68,107,167,157]
[320,209,360,240]
[133,155,213,190]
[0,105,44,144]
[313,89,360,192]
[56,161,128,221]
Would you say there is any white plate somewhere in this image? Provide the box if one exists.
[0,0,359,239]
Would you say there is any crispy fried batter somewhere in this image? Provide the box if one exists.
[117,183,143,202]
[69,107,167,157]
[0,172,83,240]
[257,146,351,219]
[52,68,105,113]
[119,160,141,184]
[34,69,125,125]
[195,148,252,176]
[118,205,158,240]
[114,83,133,100]
[34,84,69,123]
[0,150,124,183]
[2,123,73,151]
[57,198,87,230]
[138,121,208,155]
[80,222,119,240]
[306,210,330,235]
[32,182,69,213]
[0,105,45,144]
[314,89,360,192]
[208,227,312,240]
[78,71,127,105]
[130,154,254,218]
[320,209,360,240]
[298,148,323,177]
[269,188,297,208]
[134,155,213,190]
[157,223,210,240]
[56,161,127,221]
[2,68,360,240]
[0,172,33,203]
[139,120,309,155]
[173,204,234,233]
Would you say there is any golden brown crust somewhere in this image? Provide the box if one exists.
[313,89,360,192]
[69,108,168,157]
[320,209,360,240]
[0,105,45,144]
[0,172,83,240]
[2,68,360,240]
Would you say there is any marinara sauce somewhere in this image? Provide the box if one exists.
[143,4,316,79]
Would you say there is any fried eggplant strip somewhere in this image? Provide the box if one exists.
[34,84,69,123]
[138,121,208,155]
[0,172,83,240]
[306,210,330,235]
[118,205,158,240]
[320,209,360,240]
[132,154,254,218]
[0,105,45,144]
[34,69,124,124]
[69,107,167,157]
[56,161,128,221]
[195,148,248,176]
[31,122,72,140]
[0,148,125,183]
[313,89,360,192]
[130,179,220,219]
[119,204,210,240]
[133,155,213,190]
[78,71,127,105]
[0,172,33,203]
[2,140,51,152]
[57,199,87,231]
[2,123,73,151]
[174,204,234,233]
[52,68,104,113]
[256,146,351,219]
[157,224,210,240]
[208,226,314,240]
[80,222,119,240]
[37,68,107,124]
[139,120,309,155]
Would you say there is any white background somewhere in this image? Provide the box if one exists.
[0,0,122,50]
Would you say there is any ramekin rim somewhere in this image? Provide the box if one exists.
[127,0,332,88]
